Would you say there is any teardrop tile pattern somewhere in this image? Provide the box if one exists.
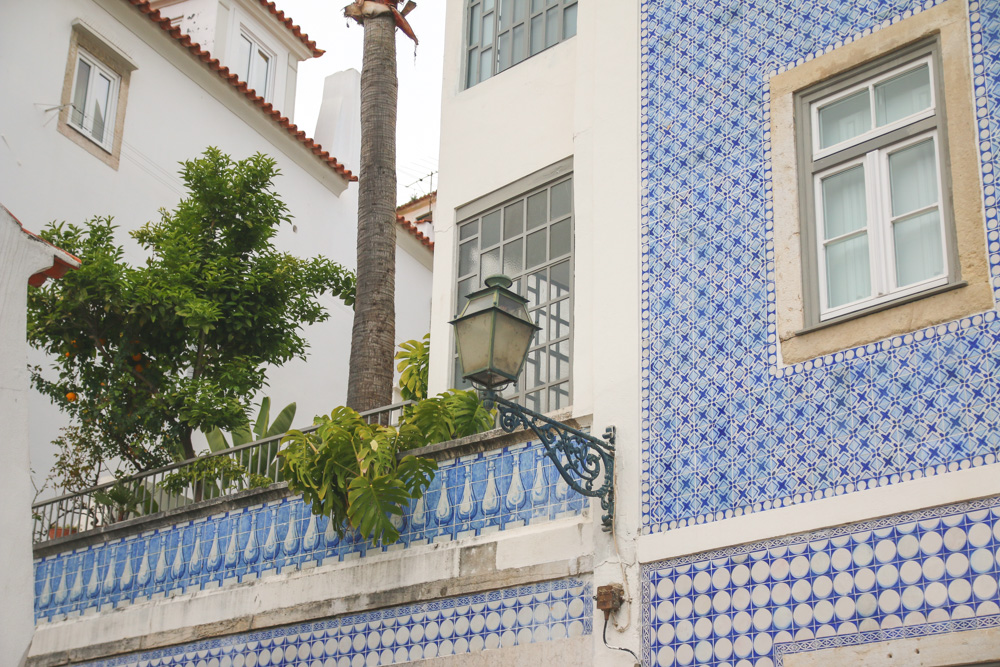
[642,496,1000,666]
[640,0,1000,533]
[34,439,584,622]
[72,577,592,667]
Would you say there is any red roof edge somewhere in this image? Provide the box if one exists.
[125,0,356,182]
[256,0,325,58]
[396,214,434,251]
[4,207,82,286]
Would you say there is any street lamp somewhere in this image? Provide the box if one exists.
[451,274,616,529]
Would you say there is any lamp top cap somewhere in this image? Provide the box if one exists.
[484,274,513,289]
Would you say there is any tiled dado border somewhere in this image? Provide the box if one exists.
[75,576,593,667]
[642,495,1000,667]
[639,0,1000,532]
[34,438,586,623]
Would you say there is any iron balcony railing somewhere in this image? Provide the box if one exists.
[31,401,413,545]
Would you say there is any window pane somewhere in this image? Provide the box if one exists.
[90,73,111,142]
[460,220,478,240]
[526,269,548,308]
[549,382,570,411]
[527,191,547,229]
[818,90,871,149]
[550,179,571,219]
[549,298,570,340]
[550,219,571,258]
[238,35,252,82]
[531,0,543,12]
[525,390,545,413]
[530,15,544,55]
[504,202,524,239]
[821,165,867,239]
[250,48,270,96]
[826,234,871,308]
[484,0,495,11]
[481,247,501,280]
[549,340,570,381]
[545,7,559,47]
[482,210,501,247]
[512,25,526,64]
[499,0,512,28]
[562,2,577,39]
[453,356,473,390]
[525,349,546,388]
[498,32,511,71]
[480,48,493,81]
[458,277,476,302]
[894,209,944,287]
[550,260,570,300]
[459,239,479,276]
[875,65,931,127]
[482,12,495,45]
[503,239,523,276]
[532,307,547,346]
[72,59,90,127]
[526,229,547,268]
[514,0,527,21]
[467,50,479,88]
[889,139,937,216]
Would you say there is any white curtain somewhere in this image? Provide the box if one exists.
[889,139,943,286]
[822,165,871,308]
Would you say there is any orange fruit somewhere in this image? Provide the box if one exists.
[135,364,143,372]
[132,353,142,361]
[66,392,77,402]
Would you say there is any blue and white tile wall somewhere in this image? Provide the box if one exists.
[34,439,584,623]
[643,496,1000,666]
[640,0,1000,532]
[76,577,592,667]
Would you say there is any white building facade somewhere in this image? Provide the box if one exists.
[0,0,433,486]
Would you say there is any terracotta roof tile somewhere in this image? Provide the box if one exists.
[125,0,355,182]
[256,0,324,58]
[396,214,433,250]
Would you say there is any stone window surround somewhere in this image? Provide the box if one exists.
[769,0,992,365]
[58,20,136,170]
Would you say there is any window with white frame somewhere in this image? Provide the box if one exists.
[464,0,577,89]
[798,39,956,325]
[453,167,573,413]
[235,30,274,100]
[68,49,120,152]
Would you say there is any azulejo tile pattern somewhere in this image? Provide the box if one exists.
[642,496,1000,666]
[34,439,584,623]
[639,0,1000,532]
[76,577,593,667]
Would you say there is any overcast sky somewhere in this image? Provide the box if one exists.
[274,0,447,203]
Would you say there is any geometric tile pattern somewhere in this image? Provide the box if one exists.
[34,439,585,622]
[642,496,1000,666]
[639,0,1000,531]
[75,577,593,667]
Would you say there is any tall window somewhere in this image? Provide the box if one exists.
[68,50,120,151]
[464,0,577,88]
[235,31,273,100]
[798,39,955,324]
[454,173,573,413]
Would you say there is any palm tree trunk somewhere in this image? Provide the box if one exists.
[347,10,398,412]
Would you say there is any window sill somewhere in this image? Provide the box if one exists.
[794,281,968,337]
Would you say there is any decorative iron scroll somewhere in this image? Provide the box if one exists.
[484,392,616,529]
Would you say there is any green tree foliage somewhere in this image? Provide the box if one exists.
[27,148,356,469]
[395,333,429,401]
[279,336,495,546]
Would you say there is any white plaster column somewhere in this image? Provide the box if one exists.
[0,207,79,666]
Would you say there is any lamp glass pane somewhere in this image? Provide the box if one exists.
[493,311,536,378]
[454,312,495,378]
[462,292,496,317]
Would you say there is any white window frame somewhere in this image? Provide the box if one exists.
[235,27,276,101]
[799,41,957,325]
[68,49,120,152]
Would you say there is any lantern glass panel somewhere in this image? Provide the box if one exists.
[454,311,495,378]
[493,311,536,379]
[462,292,496,317]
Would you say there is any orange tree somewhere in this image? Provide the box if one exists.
[27,148,355,471]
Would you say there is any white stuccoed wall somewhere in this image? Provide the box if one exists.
[0,0,430,491]
[0,209,80,667]
[430,1,641,662]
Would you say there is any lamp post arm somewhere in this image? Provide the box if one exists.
[484,391,615,530]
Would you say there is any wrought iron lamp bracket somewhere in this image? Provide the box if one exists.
[482,390,616,530]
